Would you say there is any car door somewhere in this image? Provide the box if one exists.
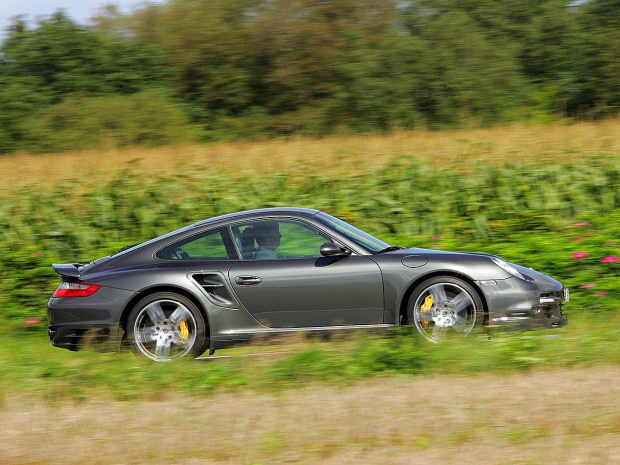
[228,218,384,328]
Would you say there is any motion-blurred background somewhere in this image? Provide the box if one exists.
[0,1,619,464]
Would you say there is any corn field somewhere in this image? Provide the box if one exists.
[1,149,619,323]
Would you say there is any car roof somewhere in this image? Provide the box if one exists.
[193,207,320,227]
[109,207,321,261]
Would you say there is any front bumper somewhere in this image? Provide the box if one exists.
[478,276,568,330]
[489,304,568,329]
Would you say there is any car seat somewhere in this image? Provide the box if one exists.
[240,227,256,259]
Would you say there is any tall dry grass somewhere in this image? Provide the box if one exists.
[3,120,619,194]
[2,366,620,464]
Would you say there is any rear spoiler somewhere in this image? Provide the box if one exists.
[52,263,84,279]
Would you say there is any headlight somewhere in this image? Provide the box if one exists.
[490,257,526,280]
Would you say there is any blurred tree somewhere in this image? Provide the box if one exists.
[0,12,174,152]
[571,0,620,116]
[398,6,526,126]
[1,0,619,152]
[21,89,197,152]
[515,1,579,117]
[0,12,170,100]
[519,2,578,82]
[125,0,256,120]
[255,0,396,114]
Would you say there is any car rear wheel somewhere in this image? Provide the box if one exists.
[127,292,207,361]
[407,277,483,343]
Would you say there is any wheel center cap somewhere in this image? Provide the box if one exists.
[432,301,458,327]
[154,320,177,339]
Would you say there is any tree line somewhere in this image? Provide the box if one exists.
[1,0,619,153]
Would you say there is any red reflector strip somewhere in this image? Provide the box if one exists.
[53,282,101,298]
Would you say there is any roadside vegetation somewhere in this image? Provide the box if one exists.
[0,313,619,403]
[0,121,618,404]
[1,122,619,324]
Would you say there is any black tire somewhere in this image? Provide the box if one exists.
[126,292,207,361]
[406,276,484,343]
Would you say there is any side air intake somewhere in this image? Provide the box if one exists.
[191,273,238,308]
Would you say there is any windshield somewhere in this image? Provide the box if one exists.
[315,212,391,253]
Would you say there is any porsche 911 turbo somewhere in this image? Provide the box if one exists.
[48,208,568,361]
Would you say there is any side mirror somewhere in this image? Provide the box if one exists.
[320,242,352,257]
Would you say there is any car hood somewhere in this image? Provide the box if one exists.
[394,247,499,259]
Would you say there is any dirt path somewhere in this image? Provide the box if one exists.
[2,366,620,465]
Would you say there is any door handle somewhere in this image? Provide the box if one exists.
[234,276,262,286]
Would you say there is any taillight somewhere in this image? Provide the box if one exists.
[53,282,101,298]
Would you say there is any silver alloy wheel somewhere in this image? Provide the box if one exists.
[413,282,478,343]
[133,299,198,361]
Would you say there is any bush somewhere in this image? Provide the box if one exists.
[20,89,198,152]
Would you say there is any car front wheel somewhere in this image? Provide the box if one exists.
[127,292,207,361]
[407,277,484,343]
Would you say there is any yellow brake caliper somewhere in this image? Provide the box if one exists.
[420,294,434,328]
[179,321,189,342]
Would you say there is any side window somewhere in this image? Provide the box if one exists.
[158,228,233,260]
[278,221,329,257]
[231,219,330,260]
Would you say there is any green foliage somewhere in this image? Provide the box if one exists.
[571,0,620,116]
[0,12,171,98]
[0,12,175,152]
[1,158,619,323]
[1,313,619,401]
[21,89,198,152]
[2,1,619,151]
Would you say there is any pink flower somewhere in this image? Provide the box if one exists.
[600,256,618,263]
[595,291,609,296]
[431,244,444,249]
[604,242,617,246]
[431,236,442,241]
[571,252,589,259]
[579,284,596,289]
[572,237,585,242]
[26,318,41,325]
[574,222,589,227]
[30,253,44,257]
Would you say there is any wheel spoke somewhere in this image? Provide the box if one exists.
[169,304,192,324]
[138,327,157,343]
[154,338,172,358]
[429,284,448,302]
[451,292,472,313]
[145,301,165,323]
[453,314,470,330]
[418,310,431,322]
[431,324,446,340]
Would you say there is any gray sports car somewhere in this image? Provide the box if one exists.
[48,207,568,361]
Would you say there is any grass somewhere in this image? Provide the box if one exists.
[2,313,619,403]
[1,119,620,194]
[4,366,620,464]
[3,366,620,464]
[2,316,620,464]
